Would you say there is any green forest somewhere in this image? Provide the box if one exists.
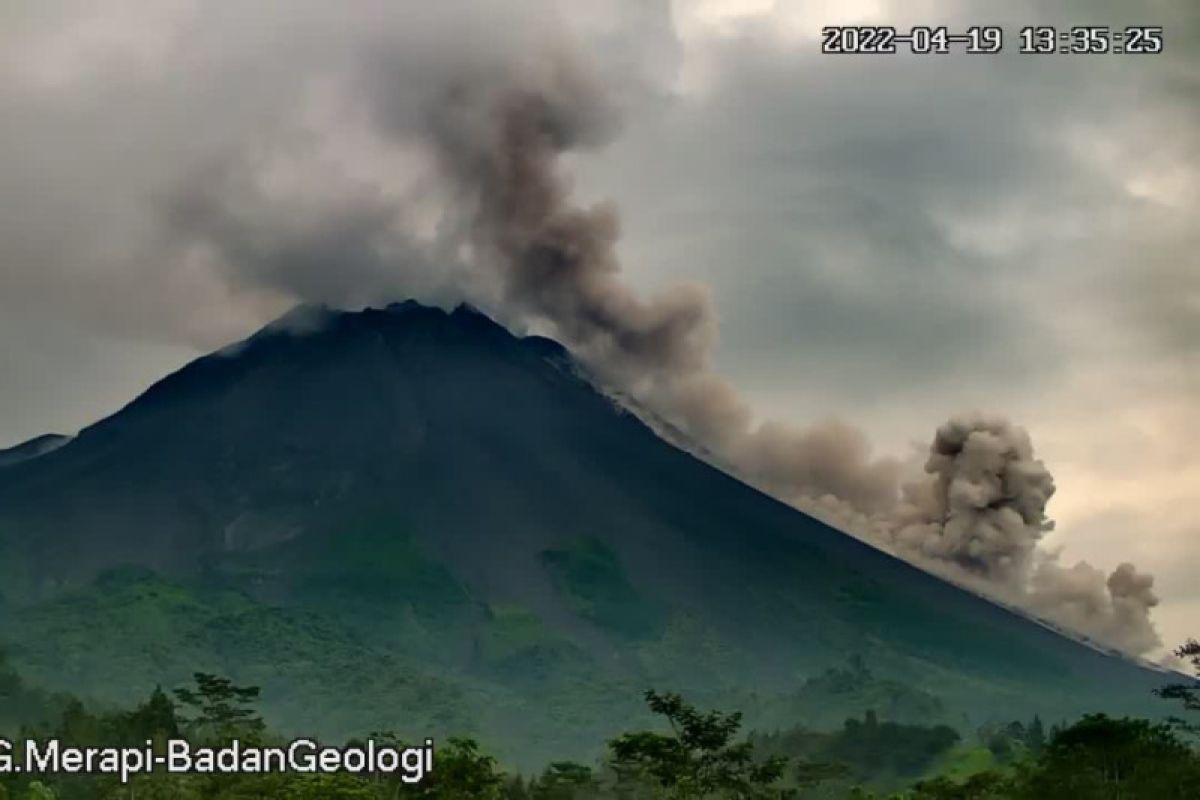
[1,642,1197,800]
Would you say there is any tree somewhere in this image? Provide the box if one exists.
[404,737,507,800]
[826,713,959,777]
[791,759,849,792]
[529,762,600,800]
[1157,639,1200,734]
[607,690,790,799]
[907,772,1010,800]
[56,699,104,747]
[22,783,56,800]
[1025,716,1046,754]
[1017,714,1200,799]
[117,685,180,746]
[173,672,264,742]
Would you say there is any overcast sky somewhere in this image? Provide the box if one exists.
[0,0,1196,650]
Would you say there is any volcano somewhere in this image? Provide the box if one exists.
[0,302,1170,765]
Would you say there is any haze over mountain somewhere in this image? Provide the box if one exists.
[0,301,1171,765]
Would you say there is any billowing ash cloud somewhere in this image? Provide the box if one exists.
[737,412,1161,654]
[353,49,1163,655]
[867,415,1160,654]
[417,52,717,382]
[1027,559,1160,656]
[885,414,1056,585]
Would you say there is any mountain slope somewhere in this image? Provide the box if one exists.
[0,302,1171,764]
[0,433,71,469]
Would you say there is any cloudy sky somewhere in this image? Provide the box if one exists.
[0,1,1196,651]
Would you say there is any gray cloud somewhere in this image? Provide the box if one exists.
[1118,240,1200,365]
[865,414,1159,654]
[0,0,645,347]
[0,310,195,446]
[574,27,1070,396]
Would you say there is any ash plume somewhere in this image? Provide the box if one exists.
[1028,559,1160,656]
[885,414,1056,585]
[419,53,716,382]
[862,414,1161,654]
[375,53,1162,655]
[371,52,904,518]
[130,14,1163,656]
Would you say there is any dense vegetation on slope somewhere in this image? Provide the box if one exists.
[1,648,1198,800]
